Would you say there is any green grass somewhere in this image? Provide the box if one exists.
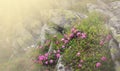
[36,12,115,71]
[62,12,114,71]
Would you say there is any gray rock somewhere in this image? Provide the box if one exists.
[50,9,87,28]
[109,1,120,10]
[109,17,120,34]
[109,1,120,18]
[56,56,73,71]
[109,38,120,71]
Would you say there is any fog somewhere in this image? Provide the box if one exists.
[0,0,89,71]
[0,0,76,70]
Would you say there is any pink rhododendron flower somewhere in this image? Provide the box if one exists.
[64,40,69,44]
[67,37,70,41]
[61,38,65,42]
[49,60,54,64]
[71,27,78,34]
[73,29,78,34]
[77,32,81,37]
[62,45,65,48]
[45,53,49,57]
[64,34,68,39]
[44,57,48,60]
[96,62,101,68]
[56,41,59,44]
[81,33,86,39]
[57,49,60,53]
[100,40,104,46]
[101,56,107,61]
[69,33,74,38]
[76,52,80,56]
[38,55,45,61]
[78,64,82,68]
[45,61,48,64]
[56,53,61,58]
[71,27,76,33]
[80,60,84,63]
[106,34,112,40]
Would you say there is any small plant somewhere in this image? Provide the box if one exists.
[35,12,115,71]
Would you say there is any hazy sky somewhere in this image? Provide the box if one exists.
[0,0,71,70]
[0,0,56,66]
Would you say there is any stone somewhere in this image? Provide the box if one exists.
[109,38,120,71]
[109,18,120,34]
[50,9,87,28]
[109,1,120,10]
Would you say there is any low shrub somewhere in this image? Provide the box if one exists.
[35,12,115,71]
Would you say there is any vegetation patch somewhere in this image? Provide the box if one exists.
[35,12,115,71]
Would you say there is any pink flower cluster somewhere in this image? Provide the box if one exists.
[71,27,87,39]
[35,26,111,70]
[61,27,87,45]
[78,59,84,68]
[101,56,107,61]
[106,34,112,41]
[96,56,107,68]
[38,53,49,61]
[100,40,104,46]
[37,27,87,66]
[37,49,61,65]
[76,52,80,56]
[96,62,101,68]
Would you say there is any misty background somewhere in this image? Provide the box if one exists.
[0,0,78,71]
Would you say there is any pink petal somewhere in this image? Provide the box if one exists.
[78,64,82,68]
[101,56,107,61]
[96,62,101,68]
